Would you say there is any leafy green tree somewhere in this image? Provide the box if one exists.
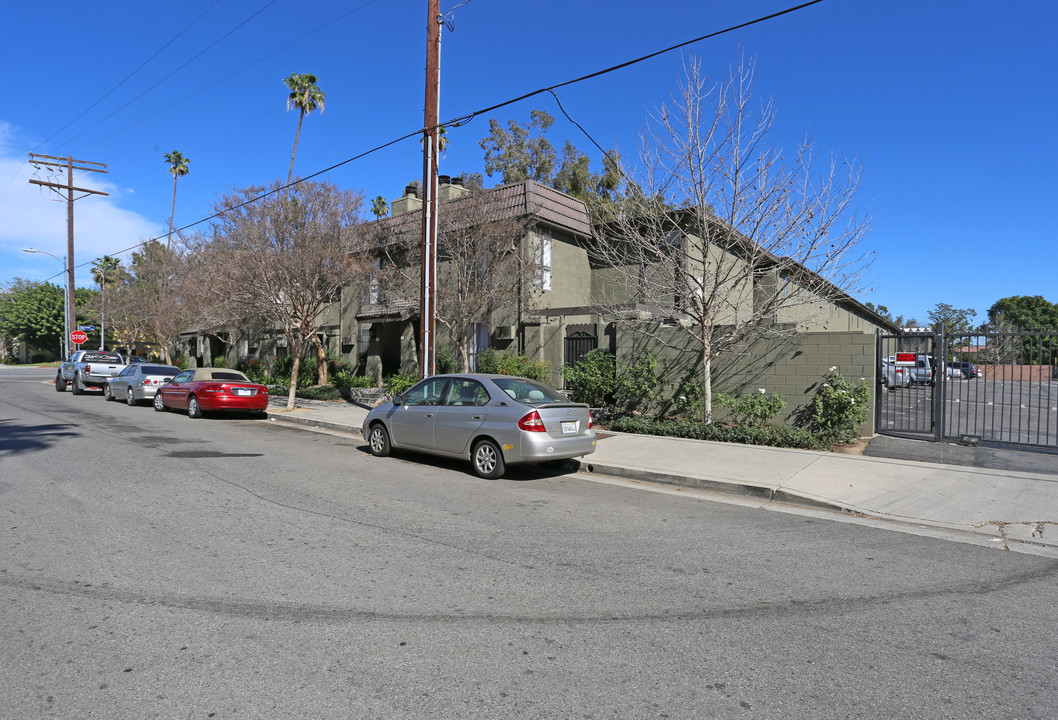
[927,303,978,337]
[479,110,622,222]
[163,150,190,248]
[480,109,557,184]
[987,295,1058,331]
[864,302,918,328]
[987,295,1058,364]
[284,72,326,185]
[0,279,65,356]
[371,195,389,219]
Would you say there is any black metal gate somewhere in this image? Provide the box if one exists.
[564,329,597,368]
[877,329,1057,449]
[876,333,937,438]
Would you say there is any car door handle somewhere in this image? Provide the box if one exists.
[424,413,434,418]
[472,415,482,420]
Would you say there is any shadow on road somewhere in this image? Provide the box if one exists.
[0,419,79,457]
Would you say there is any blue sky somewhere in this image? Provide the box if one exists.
[2,0,1055,327]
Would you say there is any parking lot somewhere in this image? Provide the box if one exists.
[877,377,1058,448]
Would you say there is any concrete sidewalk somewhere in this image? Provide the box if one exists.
[265,397,1058,554]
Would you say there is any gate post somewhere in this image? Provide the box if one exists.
[933,325,946,442]
[874,330,882,433]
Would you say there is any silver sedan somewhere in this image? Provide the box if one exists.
[105,363,181,406]
[362,373,596,479]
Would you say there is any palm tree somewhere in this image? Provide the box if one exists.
[420,124,449,158]
[91,256,122,350]
[371,195,389,219]
[284,73,326,186]
[163,151,190,248]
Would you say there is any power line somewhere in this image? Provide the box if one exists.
[75,0,386,152]
[84,0,827,270]
[54,0,282,151]
[33,0,223,152]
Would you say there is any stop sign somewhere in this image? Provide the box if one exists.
[70,330,88,345]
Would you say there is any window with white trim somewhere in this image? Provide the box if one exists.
[532,229,553,291]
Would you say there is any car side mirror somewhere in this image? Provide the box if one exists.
[392,395,404,406]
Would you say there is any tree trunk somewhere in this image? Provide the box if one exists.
[286,351,301,411]
[311,333,328,385]
[287,110,305,186]
[167,175,178,248]
[701,339,713,424]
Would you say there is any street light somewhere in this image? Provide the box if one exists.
[22,248,70,359]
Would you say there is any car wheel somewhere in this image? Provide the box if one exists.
[472,439,506,479]
[55,373,67,392]
[104,384,113,401]
[71,374,84,395]
[368,423,391,457]
[153,393,167,412]
[127,388,137,406]
[188,395,204,419]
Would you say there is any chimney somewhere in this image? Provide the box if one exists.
[438,175,470,201]
[391,184,423,216]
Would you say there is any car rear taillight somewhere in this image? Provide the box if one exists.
[84,365,92,374]
[588,412,593,430]
[518,410,547,432]
[202,384,224,393]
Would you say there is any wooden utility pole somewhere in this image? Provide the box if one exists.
[28,153,109,353]
[420,0,441,379]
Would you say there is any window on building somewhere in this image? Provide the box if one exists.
[467,323,489,371]
[533,229,552,291]
[362,259,380,305]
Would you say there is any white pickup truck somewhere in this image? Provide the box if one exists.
[57,350,127,395]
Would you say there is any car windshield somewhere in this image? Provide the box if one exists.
[491,377,568,404]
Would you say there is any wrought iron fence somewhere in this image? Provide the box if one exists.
[876,329,1057,449]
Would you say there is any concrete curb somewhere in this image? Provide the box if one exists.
[576,461,849,513]
[265,412,364,438]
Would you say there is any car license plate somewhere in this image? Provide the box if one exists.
[234,388,253,396]
[561,421,577,434]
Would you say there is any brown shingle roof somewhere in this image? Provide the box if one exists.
[352,180,591,249]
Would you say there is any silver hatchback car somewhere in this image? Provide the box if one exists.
[105,363,181,406]
[362,373,597,479]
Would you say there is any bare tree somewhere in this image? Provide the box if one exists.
[367,188,533,371]
[591,55,872,421]
[198,180,366,409]
[109,240,188,363]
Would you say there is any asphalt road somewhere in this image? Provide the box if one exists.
[2,366,1057,719]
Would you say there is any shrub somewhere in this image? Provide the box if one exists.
[174,355,191,370]
[384,373,418,396]
[562,349,616,407]
[296,385,341,401]
[607,416,826,450]
[237,358,270,383]
[436,347,457,374]
[478,348,551,383]
[273,354,318,388]
[333,369,377,389]
[803,370,871,444]
[614,352,665,416]
[212,356,227,368]
[715,390,787,428]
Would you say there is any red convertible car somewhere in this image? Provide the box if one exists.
[153,368,269,418]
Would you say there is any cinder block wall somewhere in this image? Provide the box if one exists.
[614,323,879,437]
[711,331,878,436]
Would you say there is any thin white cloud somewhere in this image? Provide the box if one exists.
[1,121,163,289]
